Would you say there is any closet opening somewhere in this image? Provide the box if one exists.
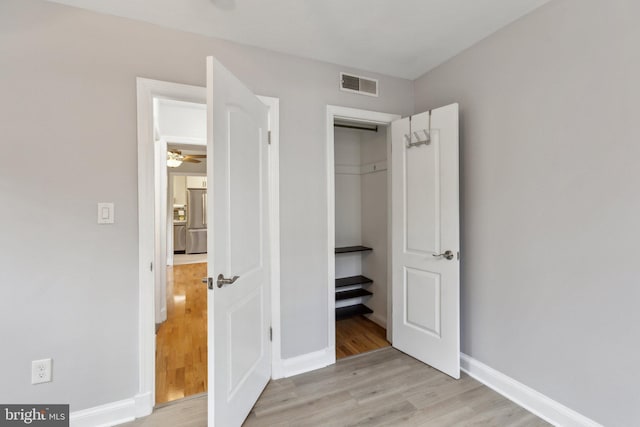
[333,117,391,359]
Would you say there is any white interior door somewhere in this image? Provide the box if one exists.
[391,103,460,378]
[206,57,271,427]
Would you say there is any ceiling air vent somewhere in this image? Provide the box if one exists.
[340,72,379,97]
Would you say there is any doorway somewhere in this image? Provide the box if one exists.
[326,106,401,360]
[136,77,281,418]
[154,99,209,404]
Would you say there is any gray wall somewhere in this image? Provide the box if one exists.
[0,0,413,411]
[414,0,640,425]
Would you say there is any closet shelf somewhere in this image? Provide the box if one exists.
[336,289,373,301]
[336,275,373,289]
[335,246,373,254]
[336,304,373,320]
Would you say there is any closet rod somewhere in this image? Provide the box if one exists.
[334,123,378,132]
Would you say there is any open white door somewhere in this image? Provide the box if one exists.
[391,104,460,379]
[206,57,271,426]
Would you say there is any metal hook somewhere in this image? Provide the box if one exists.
[406,129,431,149]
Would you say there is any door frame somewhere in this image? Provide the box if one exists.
[136,77,281,417]
[325,106,401,361]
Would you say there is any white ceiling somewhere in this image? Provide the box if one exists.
[46,0,551,79]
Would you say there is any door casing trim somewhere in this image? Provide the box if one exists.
[325,105,401,362]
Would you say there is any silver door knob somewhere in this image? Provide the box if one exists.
[217,274,240,288]
[433,250,455,260]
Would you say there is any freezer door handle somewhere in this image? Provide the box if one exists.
[202,194,207,226]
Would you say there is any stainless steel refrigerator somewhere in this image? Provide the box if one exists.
[186,188,207,254]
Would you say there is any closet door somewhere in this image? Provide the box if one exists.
[391,104,460,379]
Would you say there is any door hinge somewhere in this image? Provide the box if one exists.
[268,130,272,145]
[150,262,153,272]
[269,326,273,342]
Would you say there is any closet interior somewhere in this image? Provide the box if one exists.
[334,119,390,358]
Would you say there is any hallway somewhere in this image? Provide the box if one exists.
[155,263,208,404]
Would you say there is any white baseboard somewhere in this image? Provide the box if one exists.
[280,347,335,378]
[134,391,153,418]
[270,351,285,380]
[70,398,136,427]
[460,354,602,427]
[72,351,600,427]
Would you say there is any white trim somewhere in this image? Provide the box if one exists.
[136,78,282,418]
[154,138,168,324]
[326,105,401,364]
[460,354,603,427]
[280,348,335,378]
[134,392,153,418]
[70,398,135,427]
[385,123,393,343]
[326,108,337,365]
[261,96,284,381]
[69,391,153,427]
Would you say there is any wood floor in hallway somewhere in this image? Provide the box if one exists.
[155,262,208,404]
[127,347,549,427]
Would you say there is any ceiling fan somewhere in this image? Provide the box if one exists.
[167,150,206,168]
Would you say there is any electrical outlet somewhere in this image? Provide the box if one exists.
[31,359,52,384]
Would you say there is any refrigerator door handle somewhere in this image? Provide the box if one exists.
[202,193,207,226]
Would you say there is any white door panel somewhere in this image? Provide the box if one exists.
[207,56,271,427]
[405,267,441,337]
[392,103,460,379]
[405,111,440,255]
[228,109,264,276]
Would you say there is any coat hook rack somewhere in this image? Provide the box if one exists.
[405,129,431,148]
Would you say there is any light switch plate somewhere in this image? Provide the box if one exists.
[97,202,114,224]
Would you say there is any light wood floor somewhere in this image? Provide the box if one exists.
[128,347,548,427]
[336,315,390,359]
[155,263,208,404]
[155,268,387,402]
